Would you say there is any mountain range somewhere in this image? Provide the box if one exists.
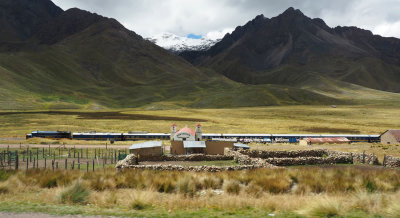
[0,0,399,110]
[146,33,219,53]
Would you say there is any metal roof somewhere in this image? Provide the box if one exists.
[234,143,250,149]
[129,141,162,150]
[183,141,206,148]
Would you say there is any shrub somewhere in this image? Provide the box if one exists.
[0,170,15,182]
[0,183,9,194]
[130,198,150,210]
[176,176,197,197]
[59,181,90,204]
[302,200,342,217]
[223,180,241,195]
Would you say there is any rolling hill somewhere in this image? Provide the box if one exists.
[0,1,399,110]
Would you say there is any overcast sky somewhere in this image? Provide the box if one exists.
[52,0,400,39]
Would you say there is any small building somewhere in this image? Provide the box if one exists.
[129,141,163,158]
[184,141,206,154]
[380,130,400,145]
[171,124,202,141]
[206,141,234,155]
[299,137,350,146]
[233,143,250,150]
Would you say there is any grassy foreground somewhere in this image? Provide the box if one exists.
[0,167,400,217]
[1,105,400,138]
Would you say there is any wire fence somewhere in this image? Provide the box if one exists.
[0,145,129,171]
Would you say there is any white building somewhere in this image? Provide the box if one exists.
[171,124,202,141]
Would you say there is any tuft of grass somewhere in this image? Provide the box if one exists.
[176,175,198,197]
[59,181,90,205]
[129,192,153,210]
[300,199,342,217]
[223,180,241,195]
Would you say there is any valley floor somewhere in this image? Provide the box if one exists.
[0,105,399,138]
[0,105,399,217]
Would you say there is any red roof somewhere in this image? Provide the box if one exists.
[196,123,201,127]
[171,123,177,126]
[176,127,195,136]
[304,137,350,144]
[385,130,400,141]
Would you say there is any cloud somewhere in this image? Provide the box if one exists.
[51,0,400,38]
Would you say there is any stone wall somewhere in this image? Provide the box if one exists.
[137,154,234,162]
[116,149,386,171]
[238,149,329,159]
[116,154,138,169]
[265,156,352,166]
[327,151,379,165]
[119,164,261,172]
[384,155,400,168]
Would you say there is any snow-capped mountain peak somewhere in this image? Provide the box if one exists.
[146,33,220,53]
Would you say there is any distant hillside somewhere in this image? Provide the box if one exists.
[181,8,400,93]
[0,1,399,109]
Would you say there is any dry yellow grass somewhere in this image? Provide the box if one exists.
[0,167,399,217]
[0,105,399,139]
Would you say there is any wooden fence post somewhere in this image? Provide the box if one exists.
[15,150,18,170]
[362,150,366,164]
[65,159,67,170]
[44,158,46,169]
[92,159,95,172]
[383,154,387,167]
[87,162,89,172]
[72,160,75,170]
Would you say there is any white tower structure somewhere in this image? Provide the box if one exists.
[170,124,177,140]
[195,124,202,141]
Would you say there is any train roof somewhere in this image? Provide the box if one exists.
[123,133,169,136]
[72,132,122,136]
[32,131,71,134]
[222,134,272,137]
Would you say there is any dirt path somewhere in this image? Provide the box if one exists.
[0,212,109,218]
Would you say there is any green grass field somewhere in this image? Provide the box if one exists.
[0,105,399,138]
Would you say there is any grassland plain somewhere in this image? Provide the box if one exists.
[0,105,399,138]
[0,167,400,217]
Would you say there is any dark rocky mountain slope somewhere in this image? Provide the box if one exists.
[181,8,400,93]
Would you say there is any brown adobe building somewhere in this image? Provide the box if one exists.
[380,130,400,145]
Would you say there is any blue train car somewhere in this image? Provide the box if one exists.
[29,131,71,139]
[124,133,170,141]
[72,133,123,141]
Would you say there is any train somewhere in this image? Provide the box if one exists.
[26,131,381,143]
